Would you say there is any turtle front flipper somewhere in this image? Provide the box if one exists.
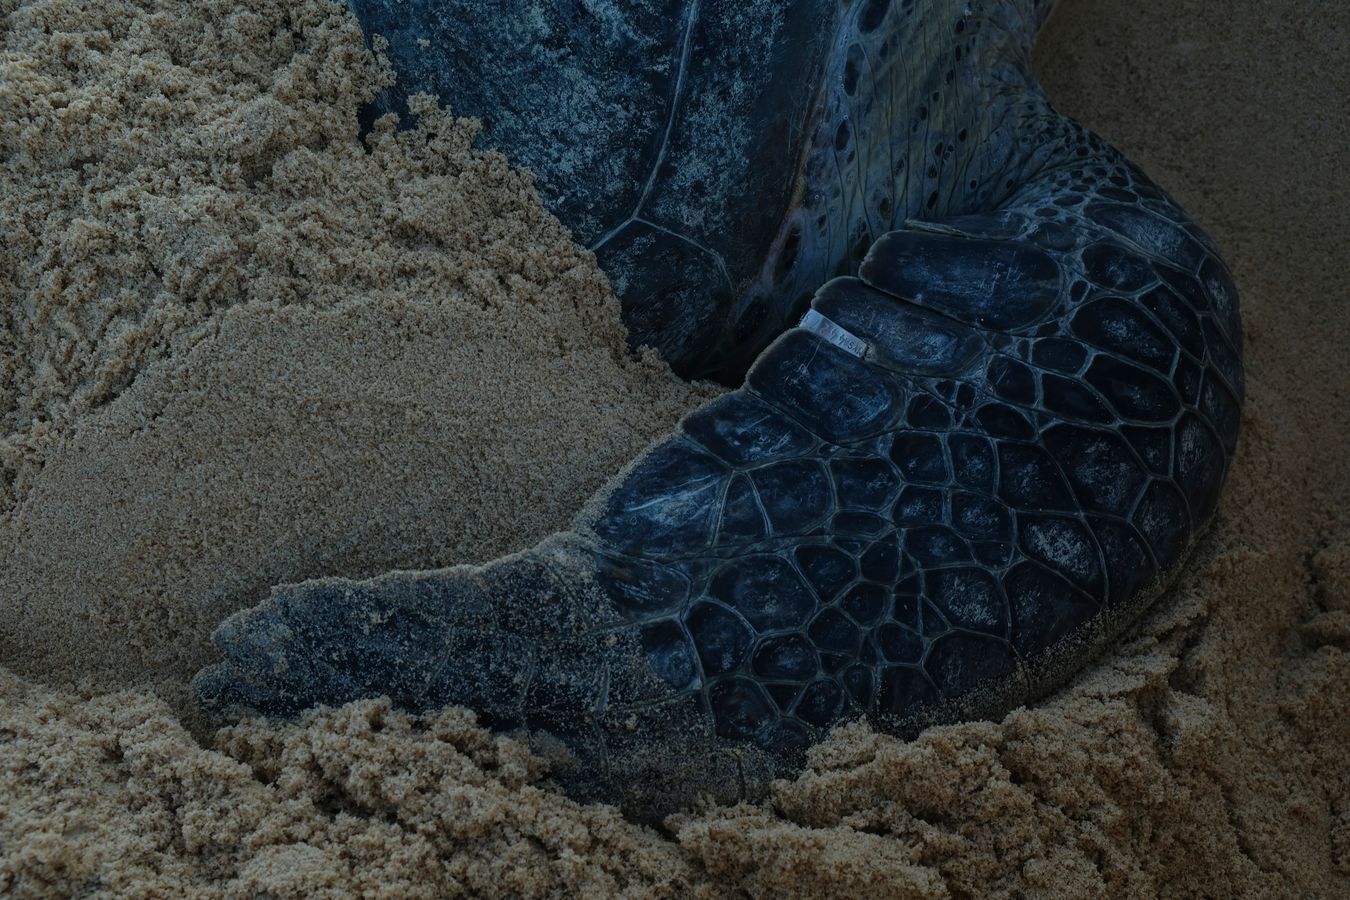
[197,22,1245,818]
[196,132,1241,817]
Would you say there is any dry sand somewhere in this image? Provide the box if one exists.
[0,0,715,714]
[1,0,1347,896]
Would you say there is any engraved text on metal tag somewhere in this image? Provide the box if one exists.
[798,308,867,358]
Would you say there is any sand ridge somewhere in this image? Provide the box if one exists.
[2,0,1348,896]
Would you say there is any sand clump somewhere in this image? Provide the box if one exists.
[2,0,1348,897]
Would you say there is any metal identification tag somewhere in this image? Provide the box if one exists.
[798,308,867,358]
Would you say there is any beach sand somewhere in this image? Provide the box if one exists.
[1,0,1347,895]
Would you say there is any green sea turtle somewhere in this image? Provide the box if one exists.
[195,0,1244,818]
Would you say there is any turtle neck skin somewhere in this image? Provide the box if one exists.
[345,0,1061,382]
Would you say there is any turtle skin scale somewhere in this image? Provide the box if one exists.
[195,0,1243,819]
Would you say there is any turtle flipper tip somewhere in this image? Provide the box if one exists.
[192,660,300,723]
[196,564,559,730]
[196,573,473,721]
[193,583,357,721]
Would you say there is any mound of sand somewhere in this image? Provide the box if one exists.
[2,0,1347,896]
[0,0,713,711]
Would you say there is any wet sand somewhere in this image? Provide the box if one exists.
[2,0,1347,895]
